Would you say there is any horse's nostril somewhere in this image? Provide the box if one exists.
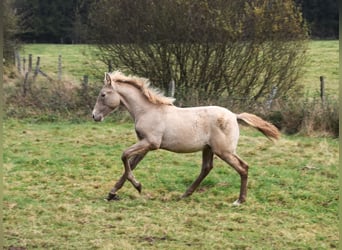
[92,113,103,122]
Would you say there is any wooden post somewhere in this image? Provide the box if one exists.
[23,57,26,73]
[32,56,41,82]
[38,69,53,81]
[108,60,112,73]
[83,75,89,93]
[28,54,32,72]
[320,76,325,103]
[58,55,62,81]
[23,72,29,96]
[168,79,175,97]
[15,51,21,73]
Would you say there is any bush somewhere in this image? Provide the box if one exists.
[4,74,99,120]
[266,96,339,137]
[88,0,308,106]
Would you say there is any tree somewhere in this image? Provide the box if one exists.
[88,0,308,107]
[14,0,92,43]
[295,0,338,38]
[4,0,20,65]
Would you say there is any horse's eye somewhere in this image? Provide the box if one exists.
[101,93,106,98]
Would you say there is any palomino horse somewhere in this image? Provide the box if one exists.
[92,71,280,205]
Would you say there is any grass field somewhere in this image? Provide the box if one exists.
[301,40,339,97]
[4,40,339,249]
[3,119,338,249]
[19,40,339,97]
[19,44,105,83]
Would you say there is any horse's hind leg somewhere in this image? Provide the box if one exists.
[217,152,249,205]
[181,146,214,198]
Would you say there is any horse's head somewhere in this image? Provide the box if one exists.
[92,73,121,122]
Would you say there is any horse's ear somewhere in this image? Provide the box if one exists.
[105,73,112,86]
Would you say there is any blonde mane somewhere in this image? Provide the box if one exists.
[109,71,175,106]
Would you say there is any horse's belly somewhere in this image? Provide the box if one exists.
[160,131,208,153]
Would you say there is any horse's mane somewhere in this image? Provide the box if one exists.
[109,71,175,105]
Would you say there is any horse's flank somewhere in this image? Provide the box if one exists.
[110,71,175,106]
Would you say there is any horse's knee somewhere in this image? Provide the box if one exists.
[241,164,249,176]
[121,152,128,162]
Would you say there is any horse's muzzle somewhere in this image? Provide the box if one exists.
[92,112,103,122]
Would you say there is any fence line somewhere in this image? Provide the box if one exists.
[14,51,328,105]
[15,51,55,96]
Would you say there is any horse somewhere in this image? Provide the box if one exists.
[92,71,280,205]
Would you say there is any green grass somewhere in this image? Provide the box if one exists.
[19,40,339,97]
[7,40,339,248]
[20,44,106,83]
[3,119,338,249]
[301,40,339,97]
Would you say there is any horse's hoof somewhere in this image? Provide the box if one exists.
[232,199,244,206]
[136,183,142,193]
[106,193,120,201]
[180,193,191,200]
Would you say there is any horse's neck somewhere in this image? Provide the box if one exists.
[117,83,154,120]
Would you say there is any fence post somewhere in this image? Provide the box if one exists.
[28,54,32,72]
[58,55,62,81]
[23,72,29,96]
[168,79,175,97]
[32,56,41,83]
[23,57,26,73]
[82,75,89,93]
[15,51,21,73]
[320,76,325,103]
[108,60,112,73]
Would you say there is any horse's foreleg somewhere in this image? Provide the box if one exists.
[181,146,214,198]
[107,140,151,201]
[126,153,147,193]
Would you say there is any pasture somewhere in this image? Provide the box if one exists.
[3,119,338,249]
[4,40,339,249]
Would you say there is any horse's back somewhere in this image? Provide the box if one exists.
[159,105,239,153]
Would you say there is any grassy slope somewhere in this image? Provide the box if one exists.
[3,119,338,249]
[20,41,339,97]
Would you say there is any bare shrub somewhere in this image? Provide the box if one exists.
[88,0,308,106]
[4,76,86,119]
[266,97,339,137]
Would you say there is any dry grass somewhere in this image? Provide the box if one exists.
[3,120,338,249]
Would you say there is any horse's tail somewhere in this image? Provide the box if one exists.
[236,112,280,141]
